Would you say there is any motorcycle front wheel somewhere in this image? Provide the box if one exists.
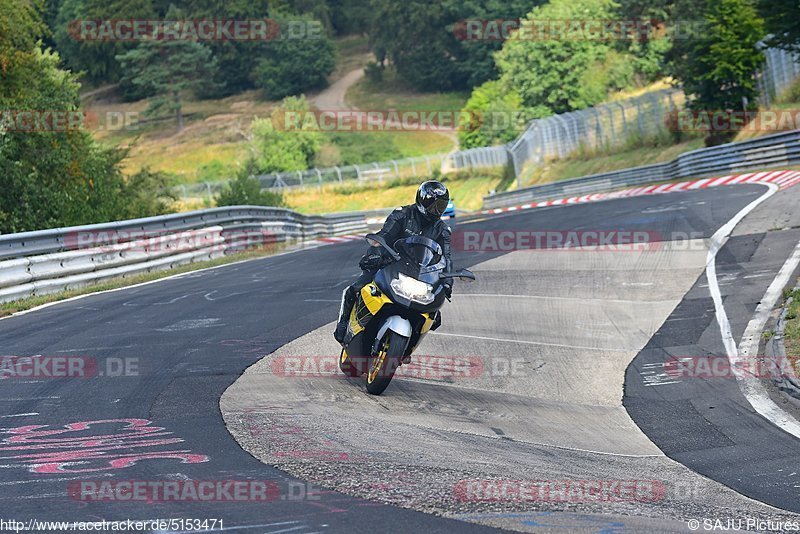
[366,331,408,395]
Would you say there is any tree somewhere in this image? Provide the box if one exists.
[116,8,219,131]
[758,0,800,50]
[366,0,541,92]
[248,96,323,173]
[176,0,272,96]
[249,14,335,100]
[53,0,156,87]
[668,0,766,144]
[0,0,174,233]
[494,0,629,115]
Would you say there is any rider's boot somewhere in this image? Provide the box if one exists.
[334,286,357,345]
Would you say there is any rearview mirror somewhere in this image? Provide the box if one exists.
[441,268,476,282]
[365,233,401,261]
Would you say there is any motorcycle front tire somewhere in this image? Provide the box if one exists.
[365,331,409,395]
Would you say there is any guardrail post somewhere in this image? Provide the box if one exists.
[335,166,342,183]
[391,160,399,177]
[355,164,361,180]
[636,100,645,137]
[426,157,432,176]
[615,102,628,140]
[315,168,322,190]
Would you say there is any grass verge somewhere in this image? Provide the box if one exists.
[0,245,289,319]
[519,138,707,187]
[346,67,469,113]
[286,169,509,214]
[784,286,800,375]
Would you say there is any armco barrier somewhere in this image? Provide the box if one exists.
[484,130,800,209]
[0,206,367,304]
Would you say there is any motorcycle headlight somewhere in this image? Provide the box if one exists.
[390,273,434,304]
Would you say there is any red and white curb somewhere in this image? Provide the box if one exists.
[480,170,800,216]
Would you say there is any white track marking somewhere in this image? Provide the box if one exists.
[457,293,675,305]
[430,331,634,352]
[735,240,800,435]
[706,182,800,439]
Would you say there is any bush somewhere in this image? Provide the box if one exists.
[458,80,526,149]
[364,61,384,84]
[249,96,323,173]
[777,77,800,104]
[121,167,178,219]
[215,164,286,207]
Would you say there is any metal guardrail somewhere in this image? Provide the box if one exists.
[0,206,367,303]
[483,130,800,209]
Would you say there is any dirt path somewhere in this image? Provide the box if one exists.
[312,68,459,147]
[313,68,364,111]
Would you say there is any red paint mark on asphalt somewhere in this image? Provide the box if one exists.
[0,419,209,473]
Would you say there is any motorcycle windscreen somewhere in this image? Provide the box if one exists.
[394,236,442,267]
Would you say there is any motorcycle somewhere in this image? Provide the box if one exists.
[339,233,476,395]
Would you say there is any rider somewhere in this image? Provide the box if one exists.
[334,180,453,345]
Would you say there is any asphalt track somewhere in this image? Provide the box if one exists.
[2,183,800,533]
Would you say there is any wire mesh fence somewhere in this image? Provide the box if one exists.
[757,46,800,106]
[179,153,448,200]
[505,89,684,178]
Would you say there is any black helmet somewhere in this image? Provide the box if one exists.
[415,180,450,221]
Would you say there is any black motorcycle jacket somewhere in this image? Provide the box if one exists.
[361,205,453,277]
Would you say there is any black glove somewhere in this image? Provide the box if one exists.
[359,251,386,271]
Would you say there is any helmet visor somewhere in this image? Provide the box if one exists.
[425,197,449,217]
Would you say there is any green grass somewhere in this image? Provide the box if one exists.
[785,287,800,376]
[286,170,507,214]
[0,245,289,318]
[519,138,706,187]
[346,67,469,114]
[324,131,453,165]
